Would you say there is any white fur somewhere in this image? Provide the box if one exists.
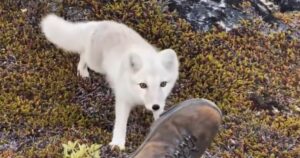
[40,14,179,149]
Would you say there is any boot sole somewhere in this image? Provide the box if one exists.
[130,98,222,157]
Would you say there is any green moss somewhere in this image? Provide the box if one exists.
[0,0,299,157]
[62,141,101,158]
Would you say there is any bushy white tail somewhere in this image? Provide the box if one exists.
[41,14,94,53]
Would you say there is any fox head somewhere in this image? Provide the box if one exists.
[126,49,179,120]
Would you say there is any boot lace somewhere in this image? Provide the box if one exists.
[165,135,198,158]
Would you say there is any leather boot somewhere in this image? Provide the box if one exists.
[130,98,222,158]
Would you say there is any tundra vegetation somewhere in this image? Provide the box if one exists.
[0,0,299,157]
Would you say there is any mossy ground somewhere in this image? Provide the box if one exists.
[0,0,299,157]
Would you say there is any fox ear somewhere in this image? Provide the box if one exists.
[129,53,143,73]
[159,49,179,71]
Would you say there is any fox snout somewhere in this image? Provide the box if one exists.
[151,105,164,120]
[145,103,162,112]
[152,104,160,111]
[144,92,165,112]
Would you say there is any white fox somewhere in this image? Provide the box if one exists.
[40,14,179,149]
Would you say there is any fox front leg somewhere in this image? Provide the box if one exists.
[109,100,131,150]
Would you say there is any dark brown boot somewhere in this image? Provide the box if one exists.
[130,98,222,158]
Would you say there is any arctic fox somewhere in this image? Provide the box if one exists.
[40,14,179,149]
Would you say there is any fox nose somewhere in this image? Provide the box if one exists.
[152,104,160,111]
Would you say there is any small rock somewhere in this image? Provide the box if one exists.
[21,8,27,13]
[274,0,300,12]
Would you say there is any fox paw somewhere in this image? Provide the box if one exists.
[109,141,125,151]
[77,69,90,78]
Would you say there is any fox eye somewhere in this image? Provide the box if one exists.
[139,83,148,89]
[160,81,167,87]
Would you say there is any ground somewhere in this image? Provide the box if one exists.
[0,0,299,157]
